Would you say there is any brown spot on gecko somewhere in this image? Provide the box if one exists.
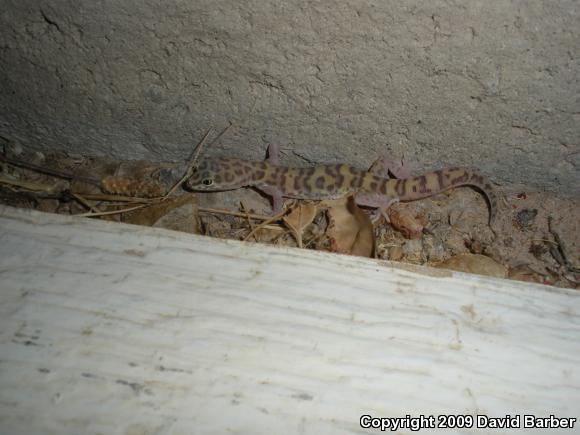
[224,172,234,183]
[315,176,325,189]
[370,181,378,191]
[214,175,222,183]
[335,172,345,189]
[253,170,265,181]
[379,179,387,194]
[349,177,356,188]
[293,175,301,192]
[265,171,277,184]
[435,169,445,191]
[470,174,484,185]
[234,168,243,176]
[395,179,406,197]
[451,171,469,185]
[418,175,427,194]
[412,185,417,193]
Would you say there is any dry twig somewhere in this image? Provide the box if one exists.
[243,209,289,242]
[548,216,580,273]
[77,193,157,203]
[75,204,148,218]
[0,176,60,193]
[70,192,100,214]
[164,123,233,198]
[164,126,214,198]
[198,206,277,221]
[283,216,302,248]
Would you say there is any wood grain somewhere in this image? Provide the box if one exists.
[0,205,578,434]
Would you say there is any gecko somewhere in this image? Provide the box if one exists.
[185,145,498,226]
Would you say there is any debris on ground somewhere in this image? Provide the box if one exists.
[1,144,578,289]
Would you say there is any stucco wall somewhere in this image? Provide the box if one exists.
[0,0,578,195]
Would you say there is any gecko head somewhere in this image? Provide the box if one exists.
[185,158,250,192]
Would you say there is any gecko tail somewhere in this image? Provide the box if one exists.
[394,167,498,226]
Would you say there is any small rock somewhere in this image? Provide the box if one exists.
[436,254,507,278]
[467,238,483,255]
[529,242,548,259]
[448,209,463,226]
[36,199,60,213]
[3,141,23,157]
[515,208,538,229]
[32,151,46,165]
[444,231,469,256]
[423,236,446,262]
[508,264,547,284]
[402,239,424,263]
[389,246,404,261]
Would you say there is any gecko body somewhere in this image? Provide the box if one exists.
[186,153,498,225]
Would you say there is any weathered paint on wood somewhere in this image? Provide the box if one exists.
[0,205,578,434]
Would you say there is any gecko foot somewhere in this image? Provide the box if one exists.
[355,193,400,223]
[266,143,281,166]
[369,153,412,179]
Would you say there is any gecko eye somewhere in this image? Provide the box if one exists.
[201,178,213,186]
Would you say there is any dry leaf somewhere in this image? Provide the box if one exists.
[284,203,319,233]
[325,196,374,257]
[283,203,320,248]
[435,254,507,278]
[123,195,199,233]
[508,264,548,284]
[388,203,426,239]
[248,224,286,243]
[153,201,199,234]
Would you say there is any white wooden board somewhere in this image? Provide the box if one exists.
[0,205,578,434]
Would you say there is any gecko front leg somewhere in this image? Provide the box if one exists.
[257,184,285,214]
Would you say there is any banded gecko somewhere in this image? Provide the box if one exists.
[186,146,497,225]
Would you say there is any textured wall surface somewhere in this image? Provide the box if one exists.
[0,0,578,195]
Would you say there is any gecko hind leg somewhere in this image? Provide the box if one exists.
[355,193,400,223]
[369,153,412,179]
[266,143,281,166]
